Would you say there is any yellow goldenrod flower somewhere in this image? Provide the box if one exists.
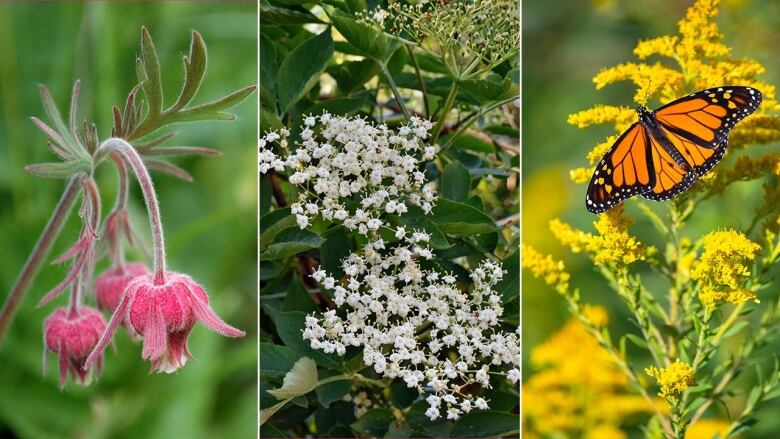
[550,205,651,266]
[521,244,570,294]
[645,359,695,399]
[691,230,760,309]
[570,167,594,185]
[524,309,654,438]
[685,419,730,439]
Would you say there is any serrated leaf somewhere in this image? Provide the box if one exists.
[330,10,399,63]
[170,31,207,111]
[263,306,340,368]
[459,76,515,102]
[430,198,498,235]
[267,357,318,400]
[350,409,394,437]
[278,28,334,114]
[261,5,324,25]
[260,227,325,261]
[260,208,297,247]
[441,161,471,201]
[451,411,520,438]
[260,343,301,377]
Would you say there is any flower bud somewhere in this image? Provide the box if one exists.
[43,307,106,388]
[95,263,150,312]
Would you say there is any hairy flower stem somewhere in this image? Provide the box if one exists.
[96,138,166,284]
[0,176,83,346]
[109,154,129,266]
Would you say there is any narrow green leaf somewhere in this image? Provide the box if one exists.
[143,158,193,181]
[170,31,207,111]
[278,28,334,114]
[25,160,91,179]
[168,85,256,123]
[141,146,220,157]
[140,27,163,117]
[441,161,471,201]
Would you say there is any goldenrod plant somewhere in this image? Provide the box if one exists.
[524,0,780,437]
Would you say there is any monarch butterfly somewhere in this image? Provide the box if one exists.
[586,86,762,213]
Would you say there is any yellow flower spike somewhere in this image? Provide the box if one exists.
[550,219,591,254]
[524,309,655,437]
[570,167,594,185]
[685,419,730,439]
[645,359,695,399]
[691,230,760,309]
[567,105,635,131]
[521,244,570,294]
[634,36,679,60]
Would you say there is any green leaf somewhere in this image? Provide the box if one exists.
[330,10,400,62]
[495,251,519,303]
[278,28,334,114]
[441,161,471,201]
[315,371,351,407]
[431,198,498,235]
[261,5,324,25]
[25,159,91,179]
[260,227,325,261]
[329,59,380,94]
[443,133,495,153]
[395,211,451,250]
[405,401,452,437]
[260,343,301,377]
[319,228,352,279]
[351,408,394,437]
[260,208,296,247]
[260,34,281,101]
[261,107,284,132]
[170,31,207,111]
[143,158,193,182]
[263,306,340,368]
[140,27,163,117]
[304,92,369,117]
[167,85,256,123]
[451,411,520,438]
[267,357,318,399]
[459,76,515,102]
[284,275,317,313]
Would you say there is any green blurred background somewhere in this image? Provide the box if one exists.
[0,2,256,438]
[523,0,780,436]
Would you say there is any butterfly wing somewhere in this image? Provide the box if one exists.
[654,86,762,150]
[586,123,655,213]
[641,133,698,201]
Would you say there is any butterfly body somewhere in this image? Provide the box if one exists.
[585,86,762,213]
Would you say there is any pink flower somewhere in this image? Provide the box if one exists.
[85,271,245,373]
[95,262,149,312]
[43,306,106,388]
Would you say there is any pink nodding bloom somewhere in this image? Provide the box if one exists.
[95,263,150,312]
[43,307,107,388]
[85,271,245,374]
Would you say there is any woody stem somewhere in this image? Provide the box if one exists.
[96,138,166,284]
[0,176,83,347]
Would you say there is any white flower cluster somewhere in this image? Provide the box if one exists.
[302,233,521,421]
[258,113,437,232]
